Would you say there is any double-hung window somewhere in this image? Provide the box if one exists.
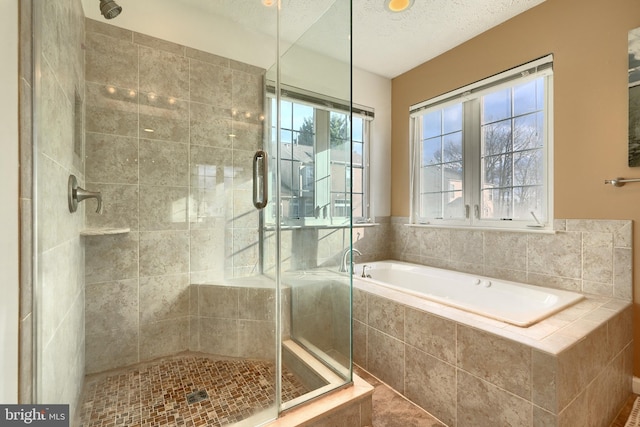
[267,87,373,226]
[410,55,553,230]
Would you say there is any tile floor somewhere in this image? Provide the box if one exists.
[611,394,639,427]
[80,353,636,427]
[353,365,445,427]
[77,353,310,427]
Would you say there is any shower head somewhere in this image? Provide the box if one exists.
[99,0,122,19]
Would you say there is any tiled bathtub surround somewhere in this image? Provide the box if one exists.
[354,282,633,427]
[83,19,266,373]
[390,218,632,301]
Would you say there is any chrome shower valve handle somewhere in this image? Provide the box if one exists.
[68,175,103,214]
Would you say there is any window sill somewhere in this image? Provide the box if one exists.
[405,223,557,234]
[265,222,380,231]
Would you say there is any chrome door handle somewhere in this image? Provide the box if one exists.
[253,150,268,210]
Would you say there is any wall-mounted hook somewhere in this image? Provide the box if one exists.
[68,175,103,214]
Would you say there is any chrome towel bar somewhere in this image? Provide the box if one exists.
[604,177,640,187]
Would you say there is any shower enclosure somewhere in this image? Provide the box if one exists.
[32,0,354,425]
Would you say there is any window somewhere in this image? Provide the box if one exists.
[268,89,372,225]
[410,56,553,230]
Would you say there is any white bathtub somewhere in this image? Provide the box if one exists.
[353,261,584,327]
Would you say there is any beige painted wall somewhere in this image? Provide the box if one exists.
[391,0,640,373]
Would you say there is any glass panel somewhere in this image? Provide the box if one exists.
[514,112,543,150]
[514,149,543,186]
[514,78,544,116]
[278,0,352,411]
[513,186,544,220]
[443,190,464,219]
[443,132,463,162]
[483,119,512,156]
[443,104,463,133]
[352,141,364,166]
[422,136,441,165]
[36,1,285,426]
[483,154,513,188]
[482,87,512,123]
[422,110,441,139]
[420,192,442,218]
[421,165,443,192]
[482,188,513,219]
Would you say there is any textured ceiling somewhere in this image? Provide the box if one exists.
[175,0,546,78]
[84,0,546,78]
[352,0,546,77]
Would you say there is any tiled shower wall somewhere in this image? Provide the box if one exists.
[83,19,265,373]
[387,217,632,300]
[34,0,87,413]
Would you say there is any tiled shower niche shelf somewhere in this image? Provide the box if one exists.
[80,227,130,236]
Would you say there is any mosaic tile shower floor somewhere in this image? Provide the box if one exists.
[77,353,311,427]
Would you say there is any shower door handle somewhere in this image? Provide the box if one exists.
[253,150,268,209]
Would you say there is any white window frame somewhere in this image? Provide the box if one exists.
[409,55,554,231]
[266,87,373,226]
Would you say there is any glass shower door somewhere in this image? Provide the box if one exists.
[261,0,354,411]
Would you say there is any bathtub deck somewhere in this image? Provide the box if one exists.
[354,276,630,355]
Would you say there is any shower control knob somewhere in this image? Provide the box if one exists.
[482,280,492,288]
[473,278,481,286]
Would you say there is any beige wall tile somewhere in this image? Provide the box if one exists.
[139,139,189,186]
[199,317,238,356]
[557,389,588,427]
[138,186,189,231]
[139,96,190,143]
[457,325,531,399]
[457,370,532,427]
[86,279,138,336]
[557,324,609,410]
[86,18,132,41]
[405,307,455,364]
[613,247,632,300]
[85,31,138,88]
[86,327,138,374]
[532,350,558,413]
[85,232,139,284]
[190,60,232,106]
[239,288,276,321]
[139,231,189,276]
[484,231,527,270]
[139,317,190,360]
[353,288,367,322]
[189,102,233,148]
[198,285,240,319]
[367,294,404,340]
[133,32,185,56]
[532,406,557,427]
[238,320,276,359]
[450,229,484,265]
[190,227,226,274]
[85,133,138,184]
[85,183,138,230]
[404,346,456,427]
[139,274,190,323]
[231,70,264,116]
[367,327,404,393]
[139,46,189,99]
[353,320,367,369]
[582,232,613,284]
[527,232,582,279]
[85,82,139,137]
[418,227,451,260]
[185,47,229,67]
